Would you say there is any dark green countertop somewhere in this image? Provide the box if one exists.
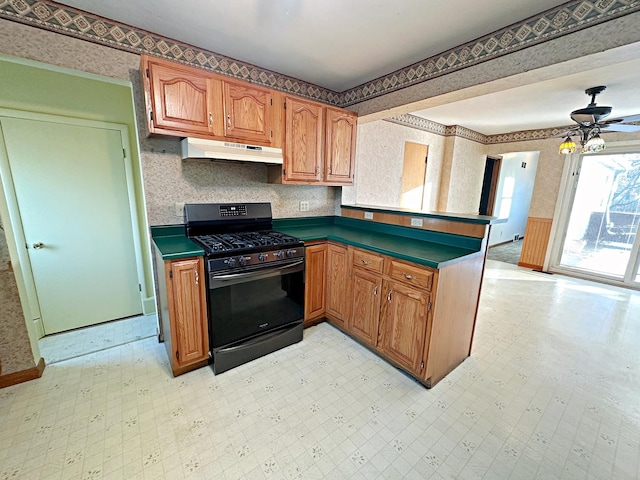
[341,204,502,224]
[150,225,204,260]
[273,216,482,269]
[151,214,484,267]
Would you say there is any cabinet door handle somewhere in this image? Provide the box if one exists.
[403,273,415,280]
[361,259,371,265]
[387,290,392,301]
[373,285,378,296]
[195,270,199,285]
[209,112,213,125]
[227,114,232,127]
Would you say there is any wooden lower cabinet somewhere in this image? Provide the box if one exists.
[303,241,482,388]
[304,243,327,324]
[156,252,209,376]
[325,243,350,327]
[349,267,382,346]
[378,279,429,375]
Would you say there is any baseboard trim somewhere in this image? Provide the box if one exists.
[490,238,523,248]
[518,261,542,270]
[303,317,325,329]
[142,297,156,315]
[0,357,45,389]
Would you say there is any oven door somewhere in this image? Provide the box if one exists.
[208,259,305,349]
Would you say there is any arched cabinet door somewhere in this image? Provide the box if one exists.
[223,81,273,144]
[145,58,216,137]
[325,108,357,184]
[283,96,324,183]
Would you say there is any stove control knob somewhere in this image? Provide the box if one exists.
[274,250,284,260]
[286,249,295,258]
[238,256,247,266]
[258,253,267,262]
[227,257,237,268]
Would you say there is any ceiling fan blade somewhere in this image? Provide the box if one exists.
[602,123,640,133]
[601,113,640,125]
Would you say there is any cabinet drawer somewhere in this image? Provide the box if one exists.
[386,260,433,290]
[351,248,383,273]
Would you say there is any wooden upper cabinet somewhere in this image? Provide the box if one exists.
[325,243,349,327]
[325,108,357,184]
[223,80,272,144]
[143,57,215,137]
[280,98,357,185]
[284,96,324,183]
[141,55,357,183]
[378,279,429,374]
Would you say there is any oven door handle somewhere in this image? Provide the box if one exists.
[210,259,304,287]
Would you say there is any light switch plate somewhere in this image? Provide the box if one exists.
[175,202,185,217]
[299,201,309,212]
[410,217,423,227]
[364,211,374,219]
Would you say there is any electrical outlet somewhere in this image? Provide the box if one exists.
[364,211,374,219]
[410,217,424,227]
[175,202,185,217]
[299,201,309,212]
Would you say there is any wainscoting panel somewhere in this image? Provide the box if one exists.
[518,217,553,270]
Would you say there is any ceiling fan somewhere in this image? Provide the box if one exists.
[558,85,640,154]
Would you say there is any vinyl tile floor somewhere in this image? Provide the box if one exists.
[1,260,640,480]
[38,314,158,364]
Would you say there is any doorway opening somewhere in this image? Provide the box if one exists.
[479,155,502,216]
[485,152,539,265]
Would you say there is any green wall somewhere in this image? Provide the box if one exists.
[0,54,155,314]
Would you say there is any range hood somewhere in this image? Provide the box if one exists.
[180,138,283,164]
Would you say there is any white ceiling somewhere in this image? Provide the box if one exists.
[55,0,640,135]
[411,59,640,135]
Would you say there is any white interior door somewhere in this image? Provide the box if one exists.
[0,117,143,334]
[400,142,428,209]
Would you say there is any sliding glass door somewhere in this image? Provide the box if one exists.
[555,151,640,287]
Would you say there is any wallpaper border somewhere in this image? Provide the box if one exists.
[386,114,573,144]
[1,0,639,108]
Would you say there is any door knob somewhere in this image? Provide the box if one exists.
[32,242,45,249]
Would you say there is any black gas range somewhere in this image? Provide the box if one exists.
[185,203,305,374]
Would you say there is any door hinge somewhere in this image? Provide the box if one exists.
[425,156,428,164]
[123,148,127,159]
[283,168,286,176]
[138,283,142,292]
[420,361,424,370]
[270,98,273,106]
[427,301,432,311]
[145,68,149,78]
[176,350,179,360]
[149,110,154,121]
[270,130,273,138]
[284,102,286,110]
[169,270,173,279]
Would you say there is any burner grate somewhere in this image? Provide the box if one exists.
[195,231,300,254]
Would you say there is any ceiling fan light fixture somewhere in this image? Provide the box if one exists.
[558,136,577,155]
[582,133,606,154]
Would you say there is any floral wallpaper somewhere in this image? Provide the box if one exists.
[343,120,446,210]
[0,225,34,376]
